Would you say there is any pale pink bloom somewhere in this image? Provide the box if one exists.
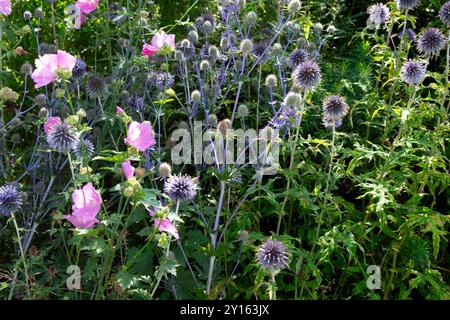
[44,117,62,134]
[141,43,158,57]
[121,160,135,180]
[64,183,102,229]
[31,50,77,88]
[0,0,11,16]
[116,106,125,116]
[76,0,99,14]
[146,208,179,240]
[125,121,156,152]
[141,31,175,57]
[154,218,179,240]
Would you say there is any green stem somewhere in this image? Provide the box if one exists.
[11,213,31,298]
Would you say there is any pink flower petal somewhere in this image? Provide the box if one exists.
[76,0,99,14]
[56,50,77,71]
[141,43,157,57]
[71,183,102,218]
[64,213,99,229]
[116,106,125,115]
[121,160,135,180]
[0,0,11,16]
[126,121,156,152]
[44,117,62,134]
[154,218,179,240]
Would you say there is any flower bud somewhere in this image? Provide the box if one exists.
[199,59,210,71]
[159,162,172,178]
[55,88,65,99]
[265,74,278,88]
[191,90,201,103]
[245,11,257,26]
[240,38,253,54]
[288,0,302,13]
[188,30,199,43]
[217,119,231,136]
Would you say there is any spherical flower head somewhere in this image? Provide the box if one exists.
[72,138,94,159]
[439,1,450,26]
[293,60,321,90]
[252,41,270,63]
[283,92,302,108]
[0,0,11,16]
[395,0,419,11]
[322,95,349,120]
[265,74,278,88]
[367,3,390,26]
[121,160,135,180]
[240,39,253,55]
[191,90,201,103]
[256,239,289,271]
[47,122,79,153]
[31,50,77,88]
[288,48,309,69]
[141,31,176,57]
[86,75,108,98]
[72,58,87,80]
[245,11,257,26]
[64,183,101,229]
[164,174,197,201]
[237,104,249,117]
[416,28,446,57]
[125,121,156,152]
[288,0,301,13]
[196,11,215,35]
[199,59,210,71]
[159,162,172,178]
[400,59,426,85]
[0,185,23,217]
[75,0,99,14]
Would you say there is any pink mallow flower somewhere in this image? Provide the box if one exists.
[44,117,62,134]
[141,31,175,57]
[121,160,135,180]
[76,0,99,14]
[0,0,11,16]
[125,121,156,152]
[64,183,102,229]
[31,50,77,89]
[146,208,179,240]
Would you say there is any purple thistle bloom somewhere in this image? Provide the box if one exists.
[416,28,446,56]
[288,48,309,69]
[72,58,87,80]
[322,95,349,120]
[395,0,420,11]
[0,185,23,217]
[72,138,94,159]
[252,41,271,64]
[148,71,175,91]
[47,123,79,153]
[439,1,450,26]
[164,174,197,201]
[400,59,426,85]
[367,3,390,26]
[256,239,289,271]
[293,60,321,90]
[196,11,215,35]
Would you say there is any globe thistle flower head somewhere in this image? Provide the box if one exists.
[439,1,450,26]
[240,38,253,55]
[256,239,289,271]
[265,74,278,88]
[288,48,309,69]
[283,92,302,108]
[0,185,23,217]
[72,138,94,159]
[322,95,349,120]
[395,0,420,11]
[288,0,302,14]
[21,63,33,76]
[416,28,446,57]
[367,3,390,26]
[293,60,321,90]
[399,28,416,42]
[400,59,426,85]
[86,75,108,98]
[196,11,215,35]
[72,58,87,80]
[252,41,270,64]
[164,174,197,201]
[47,122,79,153]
